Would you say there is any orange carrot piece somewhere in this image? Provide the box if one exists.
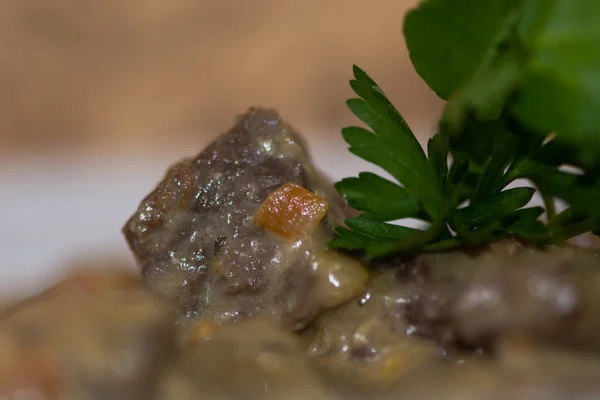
[256,183,328,239]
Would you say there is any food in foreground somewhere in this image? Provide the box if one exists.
[119,102,442,397]
[123,108,364,331]
[111,108,600,399]
[0,271,175,400]
[2,108,600,397]
[5,247,600,399]
[5,1,600,397]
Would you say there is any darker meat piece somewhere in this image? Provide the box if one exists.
[403,241,600,354]
[451,247,600,353]
[123,108,355,330]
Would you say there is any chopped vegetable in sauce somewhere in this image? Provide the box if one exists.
[256,182,329,239]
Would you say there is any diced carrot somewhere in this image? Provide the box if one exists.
[256,183,328,239]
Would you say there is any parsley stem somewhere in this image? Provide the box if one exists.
[547,207,585,232]
[542,193,556,220]
[550,217,596,244]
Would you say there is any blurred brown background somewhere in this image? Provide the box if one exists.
[0,0,443,159]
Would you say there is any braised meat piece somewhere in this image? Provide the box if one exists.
[0,270,176,400]
[402,240,600,355]
[116,107,600,399]
[450,246,600,353]
[123,108,366,330]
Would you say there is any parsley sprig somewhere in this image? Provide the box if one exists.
[330,0,600,257]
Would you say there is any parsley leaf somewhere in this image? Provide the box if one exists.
[342,66,443,219]
[404,0,523,100]
[526,166,600,218]
[427,134,449,189]
[334,173,419,221]
[454,187,536,228]
[511,0,600,146]
[331,66,446,257]
[408,0,600,147]
[331,1,600,258]
[344,218,420,240]
[329,228,371,251]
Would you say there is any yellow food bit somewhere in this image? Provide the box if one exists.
[256,183,328,239]
[186,321,219,344]
[313,251,369,309]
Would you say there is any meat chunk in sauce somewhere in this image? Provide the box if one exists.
[120,107,600,399]
[399,241,600,356]
[0,270,176,400]
[5,261,600,400]
[450,246,600,353]
[123,108,366,330]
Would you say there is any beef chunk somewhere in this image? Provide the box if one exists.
[123,108,364,330]
[402,240,600,354]
[450,246,600,353]
[0,270,176,400]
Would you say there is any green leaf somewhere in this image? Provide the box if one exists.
[343,217,421,240]
[537,138,600,172]
[448,119,497,166]
[472,136,521,202]
[545,209,598,244]
[364,235,426,257]
[547,207,587,232]
[502,207,548,241]
[331,1,600,257]
[363,220,445,257]
[342,128,437,219]
[335,172,419,221]
[455,187,536,227]
[456,170,480,206]
[527,166,600,217]
[510,0,600,145]
[442,29,526,131]
[349,67,418,146]
[348,66,419,147]
[423,238,461,252]
[444,158,471,210]
[404,0,523,100]
[328,0,600,257]
[329,228,371,250]
[427,134,449,189]
[507,206,546,222]
[342,66,443,219]
[507,219,548,241]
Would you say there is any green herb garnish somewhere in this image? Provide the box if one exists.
[330,0,600,257]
